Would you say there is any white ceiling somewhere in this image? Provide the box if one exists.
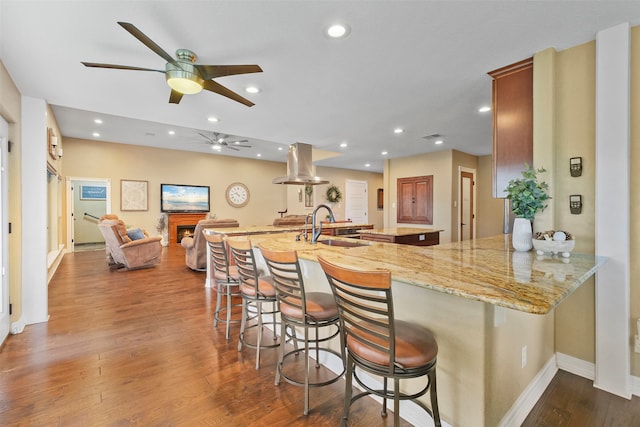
[2,1,639,173]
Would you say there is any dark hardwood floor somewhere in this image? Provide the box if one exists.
[0,247,406,426]
[1,247,639,426]
[522,369,640,426]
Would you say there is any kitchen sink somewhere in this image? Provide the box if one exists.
[316,239,371,248]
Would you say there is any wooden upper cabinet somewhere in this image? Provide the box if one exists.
[488,58,533,198]
[397,176,433,224]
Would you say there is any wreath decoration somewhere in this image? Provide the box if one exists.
[326,184,342,203]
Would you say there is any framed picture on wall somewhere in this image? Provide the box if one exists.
[80,185,107,201]
[121,179,148,211]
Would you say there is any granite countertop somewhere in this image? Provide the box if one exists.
[237,233,606,315]
[203,223,374,236]
[359,227,444,236]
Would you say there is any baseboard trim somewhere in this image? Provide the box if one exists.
[556,352,595,380]
[498,355,558,427]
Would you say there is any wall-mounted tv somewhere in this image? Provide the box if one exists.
[160,183,210,213]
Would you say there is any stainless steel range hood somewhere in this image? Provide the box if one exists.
[272,142,329,185]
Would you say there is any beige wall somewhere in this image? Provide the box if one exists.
[386,149,501,243]
[62,138,383,236]
[549,40,598,363]
[476,155,505,238]
[387,150,454,242]
[533,40,600,365]
[533,27,640,377]
[0,60,23,323]
[284,168,384,226]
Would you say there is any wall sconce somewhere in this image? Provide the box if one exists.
[56,147,63,159]
[570,157,582,177]
[51,136,58,148]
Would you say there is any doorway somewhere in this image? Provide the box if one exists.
[0,116,8,343]
[66,177,111,252]
[344,180,368,224]
[459,168,476,241]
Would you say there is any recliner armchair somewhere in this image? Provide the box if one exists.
[181,218,239,271]
[98,215,163,270]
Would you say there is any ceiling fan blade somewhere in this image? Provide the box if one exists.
[169,90,183,104]
[234,144,252,148]
[202,80,255,107]
[196,64,263,80]
[117,22,178,66]
[226,145,240,151]
[81,62,164,73]
[197,132,214,143]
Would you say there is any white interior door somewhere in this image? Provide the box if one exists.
[344,180,368,223]
[0,117,10,342]
[67,177,111,252]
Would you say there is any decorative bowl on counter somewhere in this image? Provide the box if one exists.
[532,230,575,257]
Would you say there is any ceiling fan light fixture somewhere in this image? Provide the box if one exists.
[166,60,203,94]
[167,73,203,94]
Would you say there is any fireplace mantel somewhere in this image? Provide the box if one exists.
[167,213,207,246]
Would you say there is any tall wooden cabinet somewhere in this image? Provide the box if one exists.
[397,175,433,224]
[488,58,533,198]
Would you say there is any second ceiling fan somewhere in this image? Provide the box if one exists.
[199,132,252,151]
[82,22,262,106]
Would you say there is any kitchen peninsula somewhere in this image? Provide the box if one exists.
[203,230,606,426]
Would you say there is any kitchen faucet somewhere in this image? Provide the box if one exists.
[296,213,313,241]
[311,204,335,243]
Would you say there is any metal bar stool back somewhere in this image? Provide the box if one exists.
[259,245,345,416]
[227,237,279,370]
[204,232,241,340]
[318,255,441,427]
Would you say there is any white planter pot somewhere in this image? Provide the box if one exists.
[512,217,533,251]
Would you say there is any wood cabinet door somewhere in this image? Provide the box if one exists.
[397,176,433,224]
[488,58,533,198]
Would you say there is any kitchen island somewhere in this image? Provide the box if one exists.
[359,227,443,246]
[204,231,606,426]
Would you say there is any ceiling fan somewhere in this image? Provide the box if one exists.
[199,132,252,151]
[81,22,262,106]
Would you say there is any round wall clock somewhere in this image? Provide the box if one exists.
[225,182,250,208]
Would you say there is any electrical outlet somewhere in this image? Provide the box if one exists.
[521,345,527,368]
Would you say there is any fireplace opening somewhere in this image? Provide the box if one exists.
[176,224,197,243]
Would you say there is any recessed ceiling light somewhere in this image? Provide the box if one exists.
[278,147,283,151]
[94,119,103,124]
[340,142,348,148]
[207,116,219,123]
[256,153,262,157]
[381,151,388,156]
[212,145,222,151]
[394,128,404,134]
[365,163,371,168]
[92,132,100,137]
[168,130,175,135]
[478,106,491,113]
[434,140,444,145]
[245,86,260,94]
[327,24,350,38]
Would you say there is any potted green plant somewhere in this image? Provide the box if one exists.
[504,164,550,251]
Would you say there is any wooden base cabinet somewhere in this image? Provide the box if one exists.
[360,230,441,246]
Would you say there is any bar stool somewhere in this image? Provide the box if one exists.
[227,237,280,370]
[204,232,241,340]
[318,256,441,427]
[259,245,345,416]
